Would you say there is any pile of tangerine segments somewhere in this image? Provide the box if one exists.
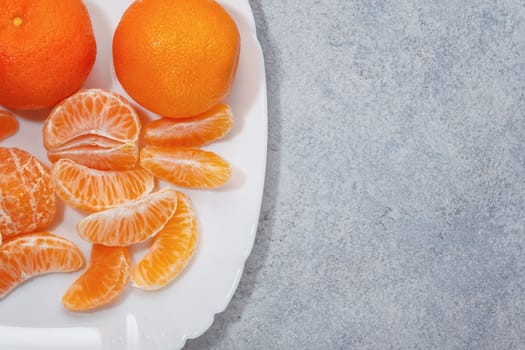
[0,89,234,311]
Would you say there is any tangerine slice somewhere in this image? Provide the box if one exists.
[0,110,18,141]
[76,188,178,246]
[0,147,56,236]
[143,103,233,147]
[0,232,84,299]
[52,159,155,212]
[47,142,138,171]
[62,244,131,311]
[43,89,141,170]
[132,191,198,290]
[140,146,231,189]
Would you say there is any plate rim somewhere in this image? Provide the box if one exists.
[182,1,269,346]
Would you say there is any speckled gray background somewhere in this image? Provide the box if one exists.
[186,0,525,349]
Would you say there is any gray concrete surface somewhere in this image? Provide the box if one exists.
[186,0,525,349]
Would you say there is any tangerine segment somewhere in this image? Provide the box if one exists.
[132,191,198,290]
[0,232,84,299]
[140,147,231,189]
[76,188,178,246]
[47,142,139,171]
[52,159,155,212]
[143,103,233,147]
[0,147,56,236]
[43,89,141,170]
[0,110,19,141]
[62,245,131,311]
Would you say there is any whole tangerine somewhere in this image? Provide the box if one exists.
[113,0,240,118]
[0,0,96,110]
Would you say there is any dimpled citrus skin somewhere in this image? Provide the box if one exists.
[113,0,240,118]
[0,0,96,110]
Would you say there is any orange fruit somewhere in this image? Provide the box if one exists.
[43,89,140,171]
[77,188,178,246]
[0,232,84,299]
[140,146,231,189]
[0,147,56,236]
[0,0,96,110]
[132,191,198,290]
[113,0,240,118]
[143,103,233,147]
[0,110,18,141]
[52,159,155,212]
[62,244,130,311]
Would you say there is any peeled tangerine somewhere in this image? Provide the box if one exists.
[42,89,141,171]
[0,147,56,239]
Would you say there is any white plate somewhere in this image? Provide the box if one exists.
[0,0,267,349]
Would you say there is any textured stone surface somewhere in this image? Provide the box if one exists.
[186,0,525,349]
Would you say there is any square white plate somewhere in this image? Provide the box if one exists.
[0,0,267,349]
